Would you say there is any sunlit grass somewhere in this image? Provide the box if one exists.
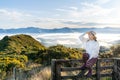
[29,66,51,80]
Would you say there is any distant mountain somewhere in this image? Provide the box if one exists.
[0,27,120,33]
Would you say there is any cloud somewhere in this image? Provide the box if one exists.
[96,0,111,4]
[0,9,35,29]
[61,21,101,26]
[0,0,119,29]
[33,18,64,23]
[69,7,78,11]
[78,2,113,17]
[55,2,114,25]
[56,2,113,18]
[0,9,31,21]
[61,20,120,28]
[35,1,118,28]
[56,8,67,12]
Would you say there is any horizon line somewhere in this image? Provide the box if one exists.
[0,26,120,29]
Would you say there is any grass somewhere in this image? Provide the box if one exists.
[29,66,51,80]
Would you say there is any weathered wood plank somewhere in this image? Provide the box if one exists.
[54,59,83,62]
[56,63,61,80]
[96,59,101,80]
[101,73,112,77]
[61,67,81,71]
[100,66,113,70]
[61,65,113,72]
[61,74,96,79]
[51,59,56,80]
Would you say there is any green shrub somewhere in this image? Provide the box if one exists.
[0,54,28,79]
[41,45,82,65]
[111,44,120,57]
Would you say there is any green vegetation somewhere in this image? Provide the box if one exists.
[0,55,28,79]
[41,45,83,64]
[99,44,120,58]
[110,44,120,57]
[99,50,113,58]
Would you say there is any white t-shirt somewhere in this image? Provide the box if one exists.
[79,33,100,59]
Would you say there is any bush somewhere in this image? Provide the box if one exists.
[41,45,83,65]
[0,54,28,79]
[111,44,120,57]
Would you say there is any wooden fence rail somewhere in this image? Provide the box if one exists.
[51,58,120,80]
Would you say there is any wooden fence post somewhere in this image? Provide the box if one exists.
[13,67,17,80]
[56,62,61,80]
[51,59,61,80]
[18,68,22,80]
[117,59,120,79]
[51,59,56,80]
[112,58,120,80]
[96,59,100,80]
[112,58,116,80]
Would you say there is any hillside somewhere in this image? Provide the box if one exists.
[0,34,46,54]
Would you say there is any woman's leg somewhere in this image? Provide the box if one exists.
[85,58,98,77]
[80,53,89,70]
[77,53,89,78]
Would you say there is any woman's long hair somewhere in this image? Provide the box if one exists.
[93,35,97,41]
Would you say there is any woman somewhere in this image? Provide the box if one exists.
[78,31,100,77]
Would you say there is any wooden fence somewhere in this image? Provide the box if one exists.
[51,58,120,80]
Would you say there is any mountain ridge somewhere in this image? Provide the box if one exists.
[0,27,119,33]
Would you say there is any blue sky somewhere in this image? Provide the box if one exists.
[0,0,120,29]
